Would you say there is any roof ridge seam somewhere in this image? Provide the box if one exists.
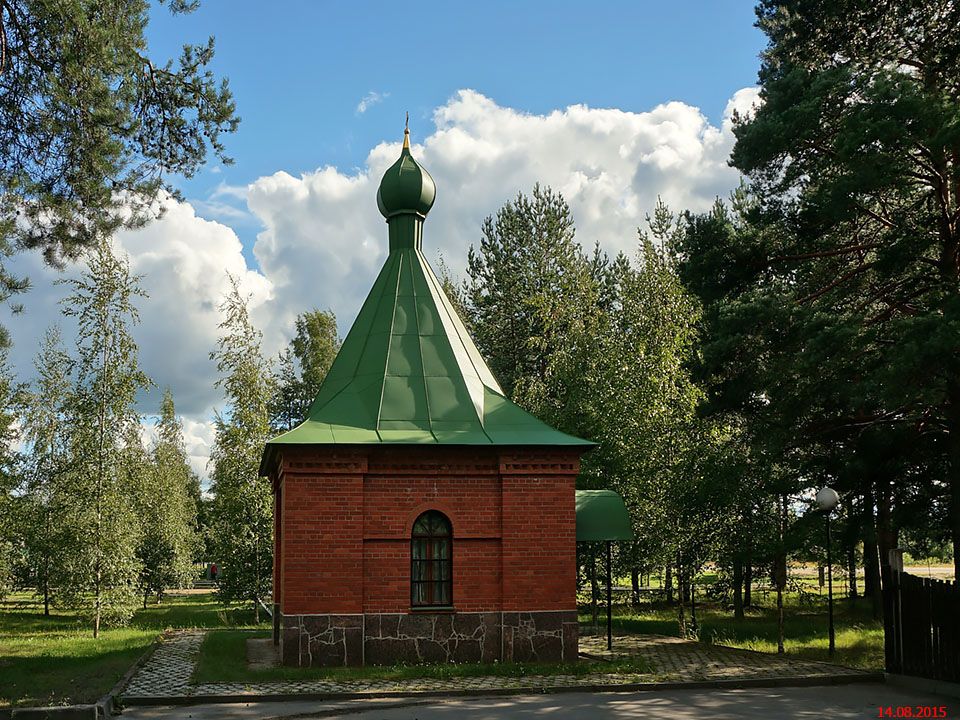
[306,253,397,422]
[416,250,493,443]
[409,250,437,441]
[418,248,502,394]
[375,249,404,431]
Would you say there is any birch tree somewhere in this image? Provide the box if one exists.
[18,327,72,614]
[209,278,274,621]
[58,239,150,636]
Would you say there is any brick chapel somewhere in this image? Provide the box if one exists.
[259,126,594,667]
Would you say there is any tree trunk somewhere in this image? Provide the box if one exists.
[680,562,691,604]
[676,558,686,637]
[876,474,896,573]
[862,488,883,620]
[744,560,752,608]
[591,550,599,631]
[665,564,674,604]
[631,567,640,608]
[94,565,101,638]
[93,318,110,640]
[776,493,787,654]
[733,556,744,620]
[776,575,784,654]
[847,544,858,600]
[42,557,50,617]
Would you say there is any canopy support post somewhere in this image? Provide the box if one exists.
[606,540,612,651]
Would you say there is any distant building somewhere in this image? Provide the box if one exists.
[260,127,593,667]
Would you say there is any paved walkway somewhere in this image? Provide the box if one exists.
[578,634,870,681]
[120,630,878,704]
[121,686,960,720]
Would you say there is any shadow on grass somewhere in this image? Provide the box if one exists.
[578,598,884,670]
[0,591,271,708]
[1,641,149,707]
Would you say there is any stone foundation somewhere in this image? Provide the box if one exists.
[280,610,578,666]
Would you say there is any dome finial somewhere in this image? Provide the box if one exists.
[377,114,436,221]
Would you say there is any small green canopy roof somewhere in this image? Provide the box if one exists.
[259,129,593,475]
[575,490,633,542]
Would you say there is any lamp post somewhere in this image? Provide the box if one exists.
[815,486,840,658]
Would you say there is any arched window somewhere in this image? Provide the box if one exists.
[411,510,452,607]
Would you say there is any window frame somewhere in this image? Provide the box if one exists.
[410,510,453,609]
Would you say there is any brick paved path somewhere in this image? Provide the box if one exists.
[120,630,876,703]
[578,634,870,681]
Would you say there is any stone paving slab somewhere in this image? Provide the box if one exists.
[120,630,880,705]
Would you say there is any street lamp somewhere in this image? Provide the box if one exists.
[815,486,840,657]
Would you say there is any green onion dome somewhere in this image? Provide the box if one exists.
[377,126,436,219]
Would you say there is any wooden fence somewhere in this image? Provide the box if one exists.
[883,567,960,682]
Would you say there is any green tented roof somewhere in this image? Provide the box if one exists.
[575,490,634,542]
[259,134,594,476]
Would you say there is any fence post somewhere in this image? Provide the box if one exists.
[881,563,959,682]
[882,563,896,673]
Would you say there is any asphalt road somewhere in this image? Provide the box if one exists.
[122,683,960,720]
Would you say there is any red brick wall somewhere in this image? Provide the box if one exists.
[500,452,580,612]
[279,452,366,615]
[275,447,581,617]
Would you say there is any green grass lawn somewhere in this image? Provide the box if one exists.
[0,591,268,709]
[3,588,884,707]
[193,629,651,684]
[580,594,884,670]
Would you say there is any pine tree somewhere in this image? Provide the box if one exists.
[465,184,602,429]
[209,277,274,621]
[730,0,960,578]
[0,0,238,291]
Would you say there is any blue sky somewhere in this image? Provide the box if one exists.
[4,2,769,479]
[146,1,766,254]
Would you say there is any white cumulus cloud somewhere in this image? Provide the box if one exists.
[1,197,273,486]
[249,88,756,342]
[2,87,756,485]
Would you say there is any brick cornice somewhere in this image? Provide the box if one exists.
[498,449,582,475]
[280,449,368,476]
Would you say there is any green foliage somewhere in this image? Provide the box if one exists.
[0,0,238,275]
[0,347,23,599]
[208,277,274,618]
[16,327,72,612]
[132,389,200,606]
[466,184,601,413]
[270,309,339,431]
[55,239,151,634]
[464,188,723,607]
[673,0,960,583]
